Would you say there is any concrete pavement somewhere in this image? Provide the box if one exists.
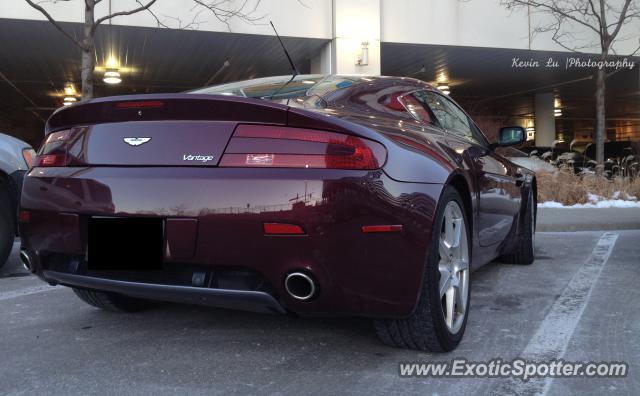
[1,232,639,395]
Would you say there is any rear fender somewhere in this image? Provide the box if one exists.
[287,108,453,184]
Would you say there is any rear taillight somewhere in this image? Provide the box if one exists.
[34,128,84,167]
[34,153,68,167]
[219,125,386,170]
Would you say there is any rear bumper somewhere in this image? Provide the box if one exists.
[43,270,285,314]
[20,166,443,318]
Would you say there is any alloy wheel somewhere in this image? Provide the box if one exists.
[438,200,470,334]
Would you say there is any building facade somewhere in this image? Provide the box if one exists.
[0,0,638,147]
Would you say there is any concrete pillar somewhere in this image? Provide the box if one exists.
[534,92,556,146]
[329,0,381,75]
[310,41,333,74]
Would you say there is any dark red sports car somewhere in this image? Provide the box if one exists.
[19,75,536,352]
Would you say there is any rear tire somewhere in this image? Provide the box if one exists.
[374,186,471,352]
[501,191,535,265]
[0,186,15,270]
[72,288,156,312]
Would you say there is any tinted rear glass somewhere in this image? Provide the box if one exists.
[190,75,362,108]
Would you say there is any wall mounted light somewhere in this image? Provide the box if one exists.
[526,127,535,140]
[356,42,369,66]
[525,119,535,140]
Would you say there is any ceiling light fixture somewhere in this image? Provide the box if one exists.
[61,83,79,106]
[554,96,562,117]
[64,84,76,97]
[436,82,451,95]
[103,69,122,84]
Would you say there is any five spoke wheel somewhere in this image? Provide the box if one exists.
[438,201,469,334]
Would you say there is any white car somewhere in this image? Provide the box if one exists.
[0,133,35,268]
[499,146,557,173]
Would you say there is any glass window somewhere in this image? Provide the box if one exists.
[398,91,440,127]
[469,121,491,147]
[191,75,324,99]
[418,91,475,141]
[190,75,360,109]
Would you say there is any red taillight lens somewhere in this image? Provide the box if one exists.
[34,153,68,167]
[219,125,386,170]
[34,128,84,167]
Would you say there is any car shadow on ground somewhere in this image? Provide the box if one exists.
[3,237,543,364]
[55,257,509,363]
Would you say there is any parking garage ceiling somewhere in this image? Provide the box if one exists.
[381,42,640,122]
[0,18,638,140]
[0,19,328,118]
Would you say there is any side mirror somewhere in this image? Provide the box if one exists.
[496,126,526,147]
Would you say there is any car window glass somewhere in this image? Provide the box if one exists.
[404,95,433,124]
[190,75,358,106]
[469,120,490,147]
[398,91,440,127]
[402,91,443,128]
[419,91,475,142]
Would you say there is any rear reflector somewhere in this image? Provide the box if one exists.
[263,223,306,235]
[220,124,386,170]
[361,225,403,233]
[18,210,30,223]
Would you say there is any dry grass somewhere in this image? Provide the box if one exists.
[536,169,640,205]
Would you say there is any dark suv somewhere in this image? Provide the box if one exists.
[584,141,640,178]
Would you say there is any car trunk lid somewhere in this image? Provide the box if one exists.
[83,120,233,166]
[44,94,289,167]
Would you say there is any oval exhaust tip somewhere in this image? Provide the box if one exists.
[284,272,316,301]
[19,250,32,272]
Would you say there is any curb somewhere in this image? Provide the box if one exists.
[537,207,640,232]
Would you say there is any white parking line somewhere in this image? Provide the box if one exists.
[0,285,62,302]
[495,232,619,395]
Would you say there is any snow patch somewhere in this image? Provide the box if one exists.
[538,200,640,209]
[539,190,640,208]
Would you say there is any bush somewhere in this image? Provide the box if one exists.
[536,169,640,205]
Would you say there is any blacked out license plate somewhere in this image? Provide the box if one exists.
[88,217,163,271]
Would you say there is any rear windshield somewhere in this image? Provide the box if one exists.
[190,75,362,109]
